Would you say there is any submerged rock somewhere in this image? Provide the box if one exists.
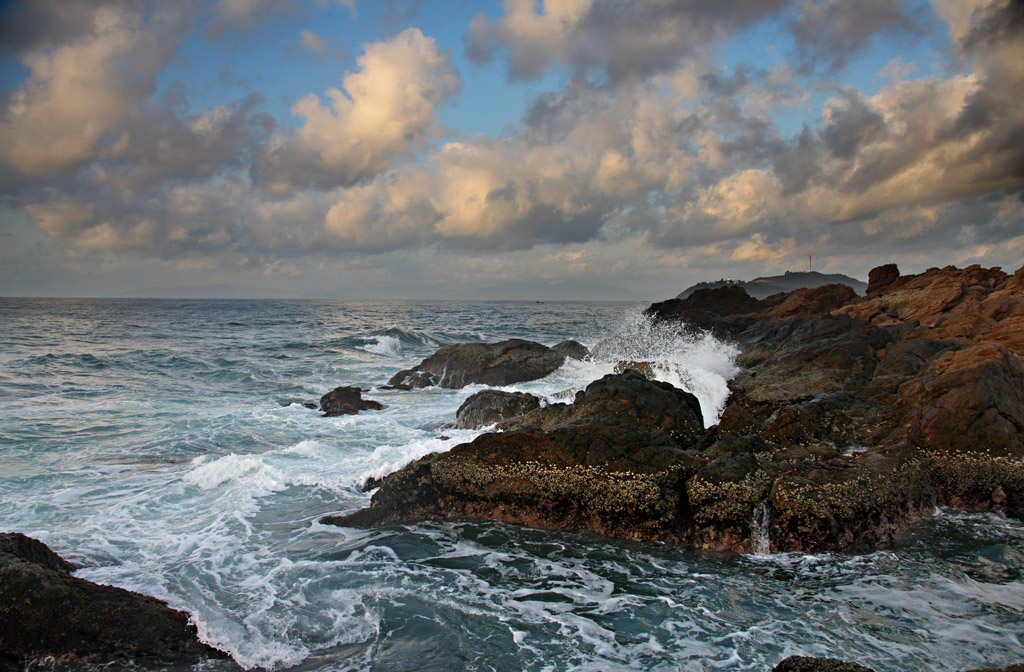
[328,262,1024,554]
[387,339,565,389]
[0,533,226,668]
[455,390,541,429]
[320,386,384,416]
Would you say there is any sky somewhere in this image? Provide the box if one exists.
[0,0,1021,300]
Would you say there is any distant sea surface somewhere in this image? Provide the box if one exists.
[1,298,1022,672]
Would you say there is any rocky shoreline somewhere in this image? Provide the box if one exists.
[0,533,227,671]
[5,262,1022,671]
[327,263,1024,554]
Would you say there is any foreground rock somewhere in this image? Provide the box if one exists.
[772,656,1024,672]
[773,657,874,672]
[320,386,384,416]
[387,339,565,389]
[325,371,705,541]
[329,263,1024,554]
[0,533,226,669]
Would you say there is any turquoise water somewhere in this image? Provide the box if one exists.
[0,298,1021,671]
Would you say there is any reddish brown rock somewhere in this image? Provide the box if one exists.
[329,262,1024,554]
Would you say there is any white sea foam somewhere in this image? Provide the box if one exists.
[184,453,286,494]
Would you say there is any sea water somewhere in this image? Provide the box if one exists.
[0,298,1021,672]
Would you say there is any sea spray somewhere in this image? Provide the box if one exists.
[586,307,740,426]
[751,500,772,555]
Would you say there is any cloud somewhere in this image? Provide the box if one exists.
[465,0,787,84]
[208,0,355,34]
[252,27,461,193]
[788,0,921,74]
[0,3,186,175]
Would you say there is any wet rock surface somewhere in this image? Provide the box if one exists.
[387,338,565,389]
[329,263,1024,554]
[319,386,384,416]
[0,533,226,669]
[454,390,542,429]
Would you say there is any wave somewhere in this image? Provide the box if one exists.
[552,308,739,427]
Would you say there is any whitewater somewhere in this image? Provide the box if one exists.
[1,298,1022,671]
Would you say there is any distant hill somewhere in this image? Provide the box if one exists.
[676,271,867,300]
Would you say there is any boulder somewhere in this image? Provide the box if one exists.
[455,390,542,429]
[866,263,900,295]
[320,386,384,416]
[552,340,591,360]
[0,533,226,668]
[386,339,565,389]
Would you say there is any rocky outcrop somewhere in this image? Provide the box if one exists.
[772,656,1024,672]
[455,390,541,429]
[328,263,1024,554]
[325,371,705,541]
[0,533,226,669]
[320,386,384,416]
[387,339,565,389]
[773,656,874,672]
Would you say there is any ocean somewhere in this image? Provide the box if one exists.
[1,298,1022,672]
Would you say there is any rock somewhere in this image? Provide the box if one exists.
[894,343,1024,456]
[646,285,765,335]
[325,372,705,542]
[773,656,875,672]
[552,340,591,360]
[613,360,654,378]
[386,339,565,389]
[455,390,542,429]
[0,533,226,668]
[330,262,1024,555]
[320,386,385,416]
[382,370,435,390]
[764,284,859,319]
[838,263,1024,352]
[866,263,901,295]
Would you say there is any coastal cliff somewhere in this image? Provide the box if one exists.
[326,263,1024,554]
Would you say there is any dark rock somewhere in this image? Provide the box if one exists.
[320,386,385,416]
[647,285,765,335]
[455,390,541,429]
[382,370,435,390]
[773,656,875,672]
[613,360,654,378]
[0,533,226,667]
[302,401,319,409]
[552,340,591,360]
[325,372,705,542]
[386,339,565,389]
[965,664,1024,672]
[866,263,900,295]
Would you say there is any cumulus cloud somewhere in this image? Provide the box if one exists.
[0,3,186,174]
[4,0,1023,298]
[252,27,461,193]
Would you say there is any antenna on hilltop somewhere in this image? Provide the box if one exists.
[808,255,812,272]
